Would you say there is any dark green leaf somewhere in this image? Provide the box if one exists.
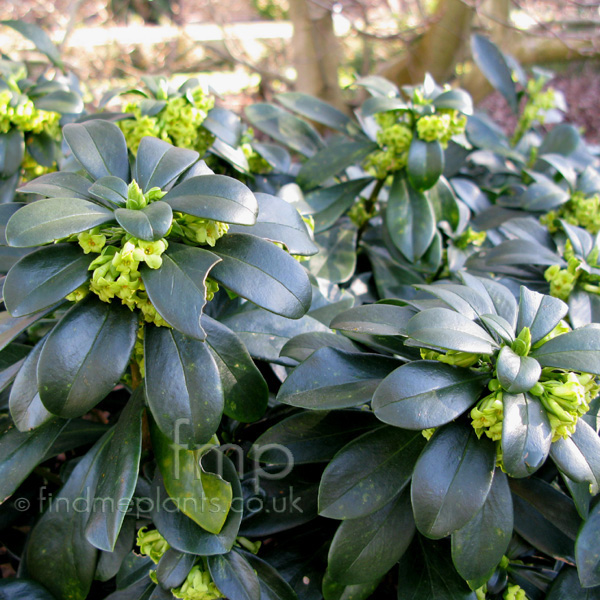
[307,178,372,234]
[156,549,195,590]
[539,124,581,157]
[250,410,378,465]
[9,337,53,431]
[208,552,260,600]
[63,121,130,182]
[373,360,487,429]
[89,176,128,207]
[2,19,63,67]
[279,331,357,362]
[203,107,243,147]
[547,567,600,600]
[135,137,199,192]
[407,139,444,192]
[151,452,242,555]
[359,96,407,117]
[115,202,172,241]
[510,477,579,561]
[414,283,495,321]
[397,537,477,600]
[145,326,223,446]
[278,347,400,409]
[17,172,93,200]
[35,90,83,114]
[298,138,378,190]
[228,192,317,256]
[0,129,24,177]
[0,342,30,394]
[517,287,568,345]
[245,103,324,157]
[502,392,552,478]
[551,419,600,494]
[211,233,312,319]
[38,296,137,417]
[471,34,517,113]
[330,303,414,337]
[276,92,357,135]
[95,519,136,582]
[386,173,436,262]
[477,239,564,268]
[141,242,220,340]
[328,488,414,584]
[451,470,513,581]
[85,389,144,551]
[243,552,298,600]
[202,315,268,422]
[306,222,357,284]
[5,197,114,247]
[0,308,56,353]
[26,434,112,600]
[252,142,291,173]
[4,244,91,316]
[576,501,600,587]
[432,89,473,115]
[322,572,380,600]
[0,579,56,600]
[411,423,495,539]
[406,307,498,354]
[163,175,258,225]
[27,131,57,167]
[319,426,426,519]
[0,418,66,502]
[531,327,600,375]
[496,347,541,394]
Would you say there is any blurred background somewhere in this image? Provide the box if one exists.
[0,0,598,140]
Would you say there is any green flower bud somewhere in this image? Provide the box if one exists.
[172,565,222,600]
[504,583,527,600]
[136,527,170,564]
[471,385,503,441]
[512,327,531,356]
[422,428,436,441]
[65,284,90,303]
[127,180,147,210]
[437,350,480,367]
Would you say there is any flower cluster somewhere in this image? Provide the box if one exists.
[415,110,466,146]
[137,527,170,564]
[241,128,273,174]
[512,77,558,145]
[0,90,60,136]
[65,180,224,327]
[118,87,215,155]
[542,191,600,235]
[544,242,600,302]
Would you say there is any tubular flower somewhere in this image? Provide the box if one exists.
[542,191,600,235]
[504,584,528,600]
[420,348,481,368]
[137,527,170,564]
[172,565,222,600]
[471,380,504,442]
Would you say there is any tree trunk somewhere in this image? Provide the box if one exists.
[288,0,347,113]
[378,0,475,87]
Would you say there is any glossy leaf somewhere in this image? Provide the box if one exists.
[208,552,260,600]
[0,128,24,178]
[322,572,380,600]
[551,419,600,494]
[471,34,517,112]
[38,296,138,417]
[451,470,513,582]
[502,392,552,478]
[35,90,83,114]
[63,121,130,182]
[5,197,114,247]
[202,315,268,422]
[17,172,93,199]
[547,567,600,600]
[277,347,400,409]
[141,243,220,340]
[306,222,357,284]
[319,426,426,520]
[531,327,600,375]
[432,89,473,115]
[386,173,436,262]
[4,244,91,316]
[245,103,324,157]
[407,139,444,191]
[0,579,56,599]
[2,19,63,68]
[9,337,53,431]
[243,552,298,600]
[373,360,487,429]
[228,192,317,256]
[250,410,378,465]
[328,488,414,585]
[414,283,495,321]
[576,501,600,587]
[0,418,66,502]
[152,425,232,534]
[517,287,569,345]
[145,326,223,446]
[279,331,357,362]
[411,423,495,539]
[406,307,498,354]
[330,303,414,337]
[211,233,312,319]
[85,389,144,551]
[89,176,128,207]
[164,174,258,225]
[495,347,541,394]
[203,107,243,147]
[115,202,173,241]
[156,549,195,590]
[26,434,112,600]
[135,137,198,191]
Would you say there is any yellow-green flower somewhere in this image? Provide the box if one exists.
[137,527,170,564]
[172,565,222,600]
